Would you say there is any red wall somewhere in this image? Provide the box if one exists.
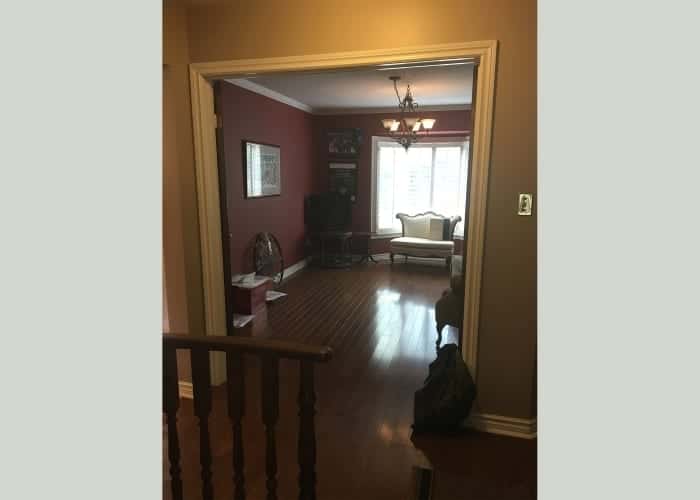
[218,82,471,272]
[314,110,471,253]
[218,82,316,274]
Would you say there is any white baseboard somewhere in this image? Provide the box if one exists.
[468,412,537,439]
[282,257,311,282]
[178,381,193,399]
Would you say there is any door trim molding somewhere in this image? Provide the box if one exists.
[188,41,498,383]
[469,413,537,439]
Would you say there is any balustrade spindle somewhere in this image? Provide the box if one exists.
[164,334,332,500]
[192,348,214,500]
[226,352,247,500]
[163,347,183,500]
[298,360,317,500]
[261,355,280,500]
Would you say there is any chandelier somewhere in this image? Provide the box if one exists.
[380,76,436,151]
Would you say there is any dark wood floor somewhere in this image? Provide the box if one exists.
[165,260,536,500]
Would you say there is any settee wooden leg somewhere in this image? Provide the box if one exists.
[390,253,394,264]
[446,256,451,270]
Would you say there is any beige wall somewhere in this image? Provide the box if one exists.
[166,0,537,418]
[163,4,205,381]
[163,4,205,336]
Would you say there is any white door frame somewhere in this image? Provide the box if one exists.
[188,41,498,384]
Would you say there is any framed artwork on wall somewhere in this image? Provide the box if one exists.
[243,140,281,198]
[328,161,357,202]
[327,129,362,158]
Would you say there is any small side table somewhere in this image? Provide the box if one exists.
[352,232,378,264]
[319,231,353,268]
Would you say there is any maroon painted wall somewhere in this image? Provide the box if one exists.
[218,81,316,274]
[314,110,471,253]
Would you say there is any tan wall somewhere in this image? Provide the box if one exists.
[164,4,206,381]
[168,0,537,418]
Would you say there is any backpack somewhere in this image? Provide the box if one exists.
[413,343,476,433]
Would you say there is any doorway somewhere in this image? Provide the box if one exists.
[188,42,498,385]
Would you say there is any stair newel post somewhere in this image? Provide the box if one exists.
[298,360,318,500]
[226,351,247,500]
[191,348,214,500]
[163,346,183,500]
[261,355,280,500]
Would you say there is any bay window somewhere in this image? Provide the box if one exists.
[371,137,469,237]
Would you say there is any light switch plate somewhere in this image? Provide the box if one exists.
[518,193,533,216]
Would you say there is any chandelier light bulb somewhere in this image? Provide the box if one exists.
[404,117,418,128]
[421,118,436,130]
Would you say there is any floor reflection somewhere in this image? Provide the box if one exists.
[372,286,434,363]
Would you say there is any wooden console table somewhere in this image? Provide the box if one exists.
[352,232,378,264]
[319,231,353,268]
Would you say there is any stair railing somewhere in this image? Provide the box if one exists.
[163,333,333,500]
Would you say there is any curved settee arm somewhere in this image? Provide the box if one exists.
[447,215,462,240]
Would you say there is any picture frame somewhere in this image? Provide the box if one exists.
[242,140,281,198]
[328,162,358,202]
[327,129,362,158]
[329,161,357,170]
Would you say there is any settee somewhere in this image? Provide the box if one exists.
[389,211,462,267]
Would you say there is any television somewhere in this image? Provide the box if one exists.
[304,192,352,232]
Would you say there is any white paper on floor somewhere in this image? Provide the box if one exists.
[265,290,287,302]
[231,274,270,289]
[232,314,254,328]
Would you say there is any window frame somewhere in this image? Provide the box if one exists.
[370,135,470,238]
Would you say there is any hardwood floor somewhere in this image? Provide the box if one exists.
[165,260,535,500]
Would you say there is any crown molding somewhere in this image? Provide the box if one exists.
[313,104,470,115]
[225,78,314,114]
[223,78,470,116]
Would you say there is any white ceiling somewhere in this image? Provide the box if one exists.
[225,62,474,114]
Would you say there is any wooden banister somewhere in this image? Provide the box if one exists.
[163,346,183,500]
[261,355,280,500]
[191,347,214,500]
[226,352,246,500]
[164,333,333,362]
[163,333,333,500]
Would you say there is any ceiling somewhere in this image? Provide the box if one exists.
[225,62,474,114]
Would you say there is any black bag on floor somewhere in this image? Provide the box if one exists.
[413,343,476,433]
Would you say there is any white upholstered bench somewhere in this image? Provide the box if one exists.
[390,211,462,267]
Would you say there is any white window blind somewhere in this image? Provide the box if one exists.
[373,139,469,236]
